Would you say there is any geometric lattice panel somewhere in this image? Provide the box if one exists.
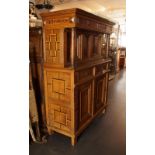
[45,29,63,64]
[52,79,65,94]
[46,71,71,102]
[48,104,71,132]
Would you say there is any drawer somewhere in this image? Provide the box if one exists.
[75,67,93,83]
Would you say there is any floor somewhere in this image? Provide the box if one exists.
[30,69,126,155]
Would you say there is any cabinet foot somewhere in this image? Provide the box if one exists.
[102,108,106,114]
[47,128,54,135]
[71,136,77,146]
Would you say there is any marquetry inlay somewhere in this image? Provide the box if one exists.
[48,104,71,132]
[45,29,63,65]
[46,70,71,102]
[52,79,65,94]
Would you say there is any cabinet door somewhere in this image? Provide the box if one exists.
[75,81,92,130]
[30,63,46,127]
[94,74,106,114]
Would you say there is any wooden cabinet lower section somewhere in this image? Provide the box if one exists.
[44,62,109,145]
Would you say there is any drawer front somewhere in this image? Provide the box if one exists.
[75,67,93,83]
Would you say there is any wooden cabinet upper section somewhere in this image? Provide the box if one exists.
[41,8,115,34]
[40,8,115,68]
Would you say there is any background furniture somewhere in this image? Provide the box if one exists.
[29,27,46,132]
[29,65,41,142]
[119,47,126,69]
[109,46,117,80]
[109,24,120,79]
[40,8,115,145]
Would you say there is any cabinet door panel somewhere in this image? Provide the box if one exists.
[76,81,92,130]
[94,74,106,114]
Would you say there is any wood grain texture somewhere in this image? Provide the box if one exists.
[41,8,115,145]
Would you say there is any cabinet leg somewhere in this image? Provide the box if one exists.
[35,122,41,141]
[47,128,54,135]
[102,108,106,114]
[71,136,77,146]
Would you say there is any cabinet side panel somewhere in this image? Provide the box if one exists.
[44,68,73,135]
[44,29,64,67]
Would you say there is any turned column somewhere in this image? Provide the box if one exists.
[71,28,76,67]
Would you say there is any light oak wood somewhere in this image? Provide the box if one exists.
[40,8,115,145]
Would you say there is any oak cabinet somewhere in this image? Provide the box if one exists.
[41,8,115,145]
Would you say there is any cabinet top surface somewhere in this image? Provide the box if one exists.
[40,8,115,26]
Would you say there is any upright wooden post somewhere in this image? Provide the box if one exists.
[71,28,76,67]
